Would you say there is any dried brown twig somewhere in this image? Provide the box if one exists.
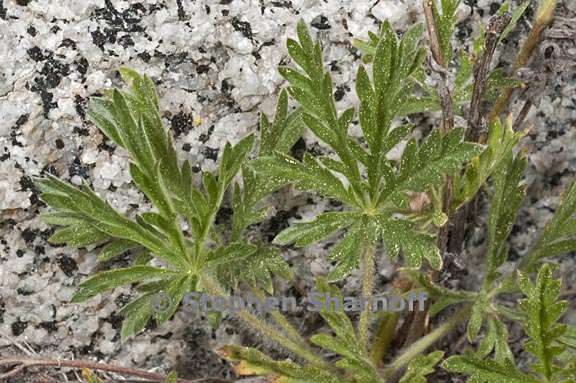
[0,356,231,383]
[467,12,512,142]
[488,0,559,121]
[443,13,513,258]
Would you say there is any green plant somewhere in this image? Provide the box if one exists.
[35,68,296,340]
[443,265,576,382]
[33,0,575,381]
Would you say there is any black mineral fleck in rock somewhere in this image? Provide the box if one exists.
[311,15,331,30]
[19,175,35,192]
[57,255,78,277]
[137,51,151,62]
[39,321,58,333]
[60,38,77,49]
[27,46,45,61]
[12,320,28,336]
[72,126,89,136]
[176,0,187,20]
[196,64,210,74]
[202,147,219,161]
[118,34,134,48]
[171,112,195,137]
[334,85,346,101]
[44,59,69,88]
[68,156,91,179]
[21,228,37,243]
[91,29,107,49]
[231,16,253,39]
[105,313,123,330]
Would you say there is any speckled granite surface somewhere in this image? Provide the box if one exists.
[0,0,575,381]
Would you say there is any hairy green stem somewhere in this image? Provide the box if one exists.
[370,312,400,365]
[200,275,329,370]
[383,306,471,376]
[235,309,328,368]
[251,288,313,354]
[358,242,376,352]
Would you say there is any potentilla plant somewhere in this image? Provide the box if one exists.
[33,0,576,382]
[35,68,298,340]
[223,0,575,382]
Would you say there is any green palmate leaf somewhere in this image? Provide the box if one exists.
[219,134,256,188]
[379,128,483,206]
[88,69,182,194]
[400,128,482,192]
[307,279,382,383]
[49,223,108,247]
[97,239,139,263]
[499,1,531,41]
[280,20,365,198]
[354,25,435,118]
[518,264,568,380]
[477,318,514,362]
[118,292,155,340]
[313,278,359,346]
[452,116,526,210]
[260,89,305,155]
[326,223,367,282]
[430,0,461,64]
[523,181,576,269]
[399,351,444,383]
[36,68,290,340]
[153,274,194,325]
[404,270,476,316]
[36,176,189,270]
[377,216,442,269]
[273,212,360,247]
[442,353,536,383]
[208,244,292,294]
[250,153,357,206]
[360,23,425,151]
[71,266,177,303]
[484,139,527,283]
